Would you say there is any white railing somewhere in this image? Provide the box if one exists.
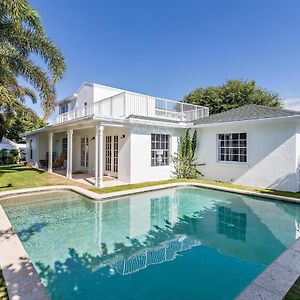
[56,92,209,124]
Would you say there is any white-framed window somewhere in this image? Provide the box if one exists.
[217,133,247,163]
[80,137,89,167]
[105,136,112,171]
[151,134,170,167]
[113,135,118,173]
[59,104,68,114]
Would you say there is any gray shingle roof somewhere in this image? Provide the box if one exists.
[193,104,300,125]
[127,114,181,123]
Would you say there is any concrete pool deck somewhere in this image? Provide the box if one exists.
[0,182,300,299]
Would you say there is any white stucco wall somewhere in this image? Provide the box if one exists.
[75,84,95,108]
[129,125,183,183]
[104,126,131,183]
[196,119,299,192]
[296,122,300,192]
[93,84,124,101]
[25,134,37,163]
[37,134,49,161]
[72,128,94,174]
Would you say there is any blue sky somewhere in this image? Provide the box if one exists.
[28,0,300,119]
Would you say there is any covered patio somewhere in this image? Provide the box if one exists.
[52,169,126,187]
[30,118,130,188]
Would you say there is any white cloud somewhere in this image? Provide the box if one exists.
[283,98,300,111]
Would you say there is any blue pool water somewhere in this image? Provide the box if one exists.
[1,187,300,300]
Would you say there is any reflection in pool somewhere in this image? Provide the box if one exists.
[2,187,300,300]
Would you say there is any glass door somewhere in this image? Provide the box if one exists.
[80,137,89,170]
[105,135,118,177]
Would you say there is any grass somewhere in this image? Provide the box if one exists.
[92,177,300,199]
[0,270,8,300]
[0,164,88,191]
[89,178,191,194]
[284,276,300,300]
[1,164,300,200]
[1,164,300,300]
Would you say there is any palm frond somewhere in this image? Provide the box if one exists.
[0,22,66,81]
[0,0,66,119]
[0,0,42,32]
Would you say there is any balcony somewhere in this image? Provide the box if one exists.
[56,91,209,124]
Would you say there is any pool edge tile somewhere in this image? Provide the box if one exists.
[236,238,300,299]
[0,206,50,300]
[1,182,300,205]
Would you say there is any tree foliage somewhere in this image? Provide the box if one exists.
[5,106,46,143]
[184,79,283,115]
[172,129,203,179]
[0,0,66,140]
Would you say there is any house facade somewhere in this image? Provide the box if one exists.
[25,82,300,192]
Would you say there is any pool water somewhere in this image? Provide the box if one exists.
[1,187,300,300]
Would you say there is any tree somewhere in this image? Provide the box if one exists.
[172,129,203,179]
[5,106,47,143]
[183,79,283,115]
[0,0,66,139]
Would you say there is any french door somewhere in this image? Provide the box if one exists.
[105,135,119,177]
[80,137,89,170]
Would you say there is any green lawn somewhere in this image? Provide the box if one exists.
[0,270,7,300]
[284,276,300,300]
[0,164,88,191]
[1,164,300,200]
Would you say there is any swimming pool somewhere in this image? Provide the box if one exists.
[1,186,300,300]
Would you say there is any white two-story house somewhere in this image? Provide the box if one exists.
[24,82,208,187]
[25,82,300,192]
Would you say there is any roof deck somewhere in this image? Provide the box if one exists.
[56,91,209,124]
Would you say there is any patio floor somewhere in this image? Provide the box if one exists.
[52,169,127,187]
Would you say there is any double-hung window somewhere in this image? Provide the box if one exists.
[151,134,170,166]
[217,133,247,163]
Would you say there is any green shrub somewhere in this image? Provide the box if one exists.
[0,148,20,164]
[172,129,204,179]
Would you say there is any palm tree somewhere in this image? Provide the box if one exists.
[0,0,66,139]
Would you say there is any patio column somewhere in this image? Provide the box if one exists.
[66,129,73,179]
[48,132,53,172]
[95,124,104,188]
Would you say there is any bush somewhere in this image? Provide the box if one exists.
[0,148,20,164]
[172,130,204,179]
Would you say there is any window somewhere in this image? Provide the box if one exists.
[151,134,170,166]
[217,133,247,163]
[80,137,89,167]
[59,104,68,114]
[113,135,118,173]
[105,136,112,171]
[29,139,33,159]
[217,206,247,241]
[62,137,67,158]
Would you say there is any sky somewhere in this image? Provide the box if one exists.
[28,0,300,120]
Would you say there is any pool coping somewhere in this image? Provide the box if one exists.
[1,182,300,204]
[1,182,300,300]
[0,205,50,300]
